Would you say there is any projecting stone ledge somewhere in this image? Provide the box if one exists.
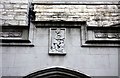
[32,4,120,27]
[31,21,86,27]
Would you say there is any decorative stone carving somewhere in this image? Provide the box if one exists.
[95,32,120,39]
[81,26,120,47]
[0,32,22,38]
[0,27,30,43]
[49,28,66,54]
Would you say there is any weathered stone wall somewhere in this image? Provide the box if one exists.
[32,0,120,3]
[1,0,120,78]
[34,4,120,26]
[0,0,28,26]
[1,1,119,27]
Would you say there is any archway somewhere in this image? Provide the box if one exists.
[23,67,91,78]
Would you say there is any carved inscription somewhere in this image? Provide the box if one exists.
[0,32,22,38]
[95,32,120,39]
[49,28,66,54]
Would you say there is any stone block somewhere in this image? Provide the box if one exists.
[1,0,28,3]
[2,11,7,15]
[16,12,27,16]
[0,4,3,9]
[2,15,14,20]
[19,20,27,25]
[6,11,16,15]
[4,20,19,25]
[14,9,27,12]
[4,4,13,9]
[0,19,3,25]
[15,15,26,20]
[0,9,4,12]
[0,14,2,19]
[5,9,14,12]
[13,4,20,8]
[20,4,28,9]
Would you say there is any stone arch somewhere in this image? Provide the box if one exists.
[23,67,91,78]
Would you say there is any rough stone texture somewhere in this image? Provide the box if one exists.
[0,0,28,3]
[0,1,28,26]
[32,0,120,3]
[34,4,120,26]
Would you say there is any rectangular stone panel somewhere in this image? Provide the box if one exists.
[0,27,29,43]
[49,28,66,55]
[87,29,120,41]
[81,26,120,47]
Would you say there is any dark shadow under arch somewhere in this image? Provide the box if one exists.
[23,67,91,78]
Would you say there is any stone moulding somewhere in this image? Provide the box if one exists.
[31,21,86,27]
[0,31,22,38]
[31,2,120,4]
[0,26,34,46]
[23,67,91,78]
[81,25,120,47]
[31,20,120,47]
[1,26,29,42]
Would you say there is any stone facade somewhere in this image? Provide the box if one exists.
[2,27,119,78]
[1,0,120,78]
